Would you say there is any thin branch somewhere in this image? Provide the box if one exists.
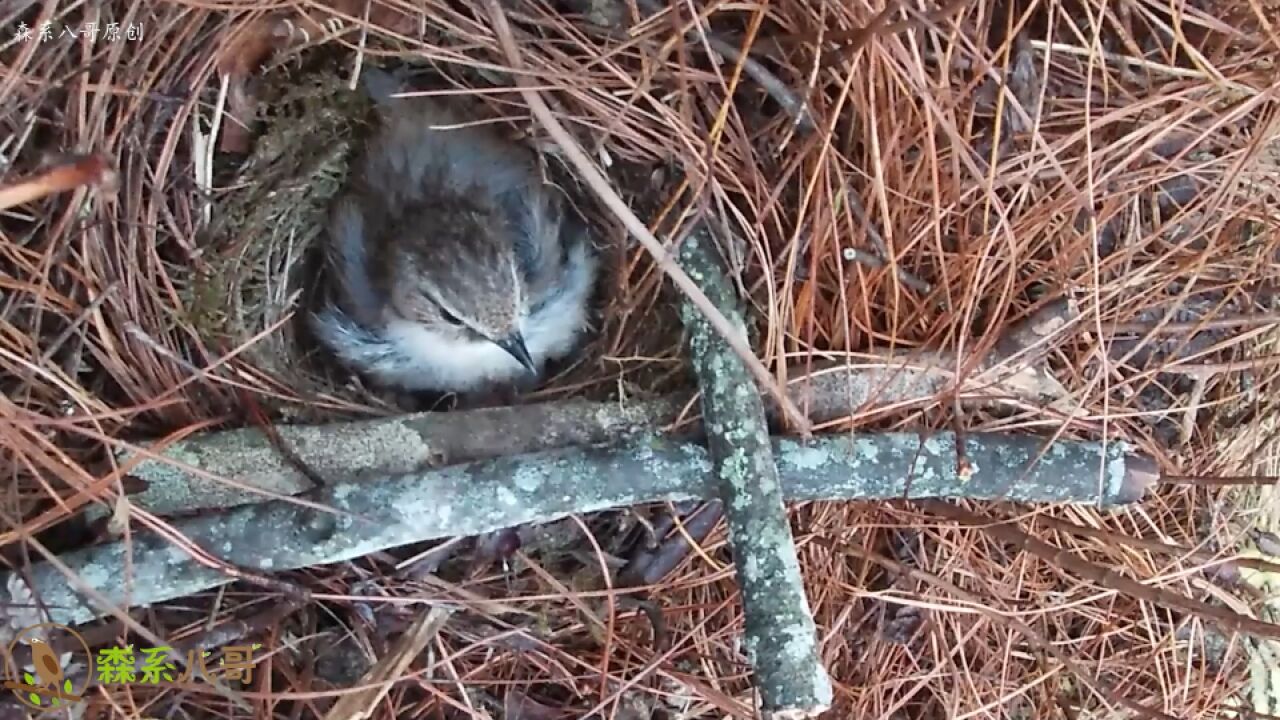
[109,297,1085,519]
[677,227,831,717]
[0,154,117,211]
[1107,311,1280,336]
[322,607,453,720]
[4,431,1148,627]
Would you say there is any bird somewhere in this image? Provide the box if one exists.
[309,69,598,395]
[28,638,62,689]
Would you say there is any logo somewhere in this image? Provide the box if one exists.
[4,623,92,709]
[4,623,264,708]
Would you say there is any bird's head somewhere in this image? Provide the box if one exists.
[381,204,538,374]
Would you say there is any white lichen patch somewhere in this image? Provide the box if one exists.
[721,448,754,509]
[852,437,880,463]
[782,623,818,659]
[593,406,617,428]
[78,561,112,591]
[166,543,189,565]
[495,487,519,507]
[512,463,547,492]
[683,448,713,473]
[162,443,203,470]
[634,437,659,463]
[740,552,761,582]
[779,439,829,471]
[1105,442,1129,498]
[914,463,939,487]
[331,483,355,503]
[921,434,950,457]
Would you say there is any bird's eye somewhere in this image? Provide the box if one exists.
[439,308,464,326]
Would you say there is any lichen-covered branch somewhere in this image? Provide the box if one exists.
[677,228,832,717]
[112,398,682,516]
[5,432,1148,627]
[115,298,1081,518]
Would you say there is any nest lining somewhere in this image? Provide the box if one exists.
[183,61,377,416]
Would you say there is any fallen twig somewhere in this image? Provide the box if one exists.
[618,501,723,587]
[4,431,1150,627]
[839,182,933,293]
[0,154,118,211]
[677,227,831,717]
[111,298,1083,518]
[1029,512,1280,574]
[701,33,817,134]
[1107,311,1280,335]
[569,0,818,132]
[841,246,932,294]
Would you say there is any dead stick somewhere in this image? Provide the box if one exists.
[0,154,118,211]
[108,299,1082,520]
[677,227,832,717]
[1107,311,1280,335]
[3,431,1152,628]
[322,607,452,720]
[567,0,817,132]
[1030,512,1280,574]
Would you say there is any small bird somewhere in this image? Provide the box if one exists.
[310,69,597,394]
[28,638,62,689]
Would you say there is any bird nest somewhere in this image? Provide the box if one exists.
[182,59,377,417]
[1,0,1279,718]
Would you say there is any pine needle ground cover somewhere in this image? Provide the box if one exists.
[0,1,1277,717]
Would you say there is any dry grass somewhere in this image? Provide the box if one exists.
[1,0,1278,717]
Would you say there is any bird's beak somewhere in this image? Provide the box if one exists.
[496,333,538,375]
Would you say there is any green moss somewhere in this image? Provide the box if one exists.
[179,59,376,413]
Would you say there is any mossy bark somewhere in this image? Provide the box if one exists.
[114,292,1086,519]
[5,431,1144,628]
[111,397,682,517]
[676,229,832,718]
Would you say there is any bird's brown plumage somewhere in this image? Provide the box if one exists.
[310,69,597,393]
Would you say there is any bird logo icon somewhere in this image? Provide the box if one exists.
[29,639,63,688]
[3,623,91,708]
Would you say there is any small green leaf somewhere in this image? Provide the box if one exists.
[27,692,41,705]
[51,697,61,707]
[63,678,73,692]
[22,672,34,685]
